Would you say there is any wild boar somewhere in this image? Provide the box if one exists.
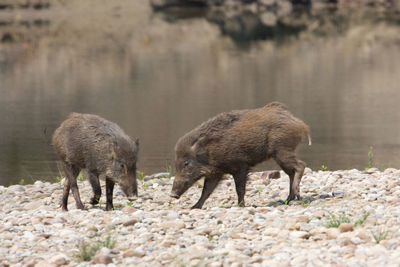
[52,113,139,211]
[171,102,311,209]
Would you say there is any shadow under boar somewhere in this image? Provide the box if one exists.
[171,102,311,209]
[52,113,139,211]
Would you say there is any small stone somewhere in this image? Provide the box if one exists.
[123,248,145,258]
[31,217,42,224]
[93,253,113,264]
[338,223,354,233]
[260,12,277,26]
[123,219,138,226]
[259,0,275,5]
[326,228,340,239]
[8,185,25,192]
[313,210,325,218]
[87,225,98,232]
[290,231,310,239]
[296,215,309,223]
[160,220,185,230]
[121,206,137,213]
[49,254,67,266]
[34,181,45,187]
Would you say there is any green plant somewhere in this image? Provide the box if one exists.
[137,171,145,182]
[75,235,116,262]
[19,179,25,185]
[324,211,370,228]
[219,203,232,209]
[103,235,116,249]
[78,172,86,181]
[255,187,263,195]
[165,164,174,178]
[372,230,388,244]
[126,201,134,207]
[237,201,244,207]
[143,183,148,190]
[365,146,374,171]
[75,240,100,262]
[354,212,370,227]
[325,212,351,228]
[321,165,328,171]
[301,199,310,208]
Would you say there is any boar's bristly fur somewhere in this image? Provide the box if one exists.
[171,102,310,209]
[52,113,139,211]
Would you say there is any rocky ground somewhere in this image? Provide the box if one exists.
[1,168,400,266]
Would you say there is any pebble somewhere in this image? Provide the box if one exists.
[339,223,354,233]
[49,254,67,266]
[93,253,113,265]
[0,169,398,266]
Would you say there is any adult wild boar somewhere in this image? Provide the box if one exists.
[171,102,311,209]
[52,113,139,211]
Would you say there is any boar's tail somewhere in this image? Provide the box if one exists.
[307,134,312,146]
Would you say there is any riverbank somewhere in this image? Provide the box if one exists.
[1,168,400,266]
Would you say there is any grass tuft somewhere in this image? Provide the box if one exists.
[324,211,370,228]
[75,235,116,262]
[165,163,174,178]
[321,165,328,171]
[137,171,145,182]
[371,230,388,244]
[365,146,374,171]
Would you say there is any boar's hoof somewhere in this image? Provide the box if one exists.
[170,193,180,199]
[90,197,100,205]
[191,204,202,209]
[286,194,301,204]
[127,196,138,201]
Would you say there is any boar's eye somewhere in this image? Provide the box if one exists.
[120,163,125,169]
[184,161,189,167]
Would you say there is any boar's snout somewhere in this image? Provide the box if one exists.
[120,179,138,200]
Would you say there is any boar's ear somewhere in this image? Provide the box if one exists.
[190,138,209,163]
[134,138,139,147]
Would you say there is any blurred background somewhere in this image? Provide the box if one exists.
[0,0,400,185]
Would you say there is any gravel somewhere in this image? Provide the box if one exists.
[1,168,400,266]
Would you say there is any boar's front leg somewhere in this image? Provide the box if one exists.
[233,167,249,207]
[105,177,115,211]
[192,175,222,209]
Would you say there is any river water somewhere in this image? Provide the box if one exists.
[0,1,400,185]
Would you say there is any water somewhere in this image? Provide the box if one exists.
[1,1,400,185]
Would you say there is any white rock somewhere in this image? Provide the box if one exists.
[8,185,25,192]
[49,254,67,266]
[290,231,310,239]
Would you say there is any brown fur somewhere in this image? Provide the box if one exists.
[52,113,139,211]
[171,102,310,209]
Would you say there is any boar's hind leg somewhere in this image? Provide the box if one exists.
[192,175,221,209]
[62,163,84,210]
[273,151,305,203]
[62,176,70,211]
[87,170,101,205]
[105,178,115,211]
[233,167,249,207]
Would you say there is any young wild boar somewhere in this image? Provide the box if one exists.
[52,113,139,211]
[171,102,311,209]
